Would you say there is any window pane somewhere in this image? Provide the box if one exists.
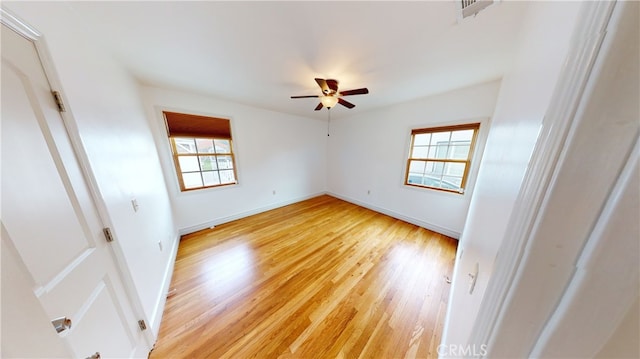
[423,176,442,188]
[449,144,471,159]
[214,139,231,154]
[195,138,215,153]
[174,138,196,154]
[451,129,474,142]
[178,156,200,172]
[217,155,234,169]
[182,172,203,189]
[425,161,444,177]
[412,146,428,158]
[219,170,236,184]
[407,174,424,185]
[431,131,451,146]
[409,160,426,174]
[202,171,221,186]
[444,162,466,177]
[442,176,463,189]
[435,145,449,159]
[199,156,218,171]
[427,146,438,158]
[414,133,431,146]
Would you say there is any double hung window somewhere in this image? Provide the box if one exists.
[405,123,480,193]
[164,111,237,191]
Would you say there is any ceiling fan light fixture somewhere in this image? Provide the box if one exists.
[320,95,338,109]
[290,78,367,110]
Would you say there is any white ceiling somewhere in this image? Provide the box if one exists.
[66,1,528,119]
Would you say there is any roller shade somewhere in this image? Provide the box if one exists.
[163,111,231,139]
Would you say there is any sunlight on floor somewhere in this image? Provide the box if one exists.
[202,240,256,297]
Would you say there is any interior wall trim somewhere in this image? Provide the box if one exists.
[328,192,461,239]
[1,7,156,348]
[150,232,180,337]
[467,0,618,354]
[177,192,327,235]
[1,8,40,39]
[530,137,639,357]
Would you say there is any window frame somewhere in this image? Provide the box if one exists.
[163,111,238,192]
[404,123,480,194]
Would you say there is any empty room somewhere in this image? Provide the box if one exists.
[1,1,638,358]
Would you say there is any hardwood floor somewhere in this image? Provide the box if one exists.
[150,195,458,358]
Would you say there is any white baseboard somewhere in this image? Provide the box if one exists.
[149,232,180,338]
[178,192,327,235]
[327,192,461,239]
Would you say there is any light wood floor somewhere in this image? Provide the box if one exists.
[150,195,457,358]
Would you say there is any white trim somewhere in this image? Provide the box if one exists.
[0,8,40,39]
[467,0,618,353]
[177,191,461,239]
[573,141,639,288]
[328,192,461,239]
[34,248,95,298]
[178,192,327,235]
[149,232,180,337]
[529,137,639,358]
[1,7,155,349]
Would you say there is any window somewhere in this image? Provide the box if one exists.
[405,123,480,194]
[163,111,238,191]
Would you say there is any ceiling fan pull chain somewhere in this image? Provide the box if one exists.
[327,108,331,136]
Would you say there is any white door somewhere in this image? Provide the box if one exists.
[1,24,149,358]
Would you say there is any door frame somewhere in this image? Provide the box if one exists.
[0,8,155,351]
[467,0,638,356]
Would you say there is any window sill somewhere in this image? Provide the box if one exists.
[404,183,465,195]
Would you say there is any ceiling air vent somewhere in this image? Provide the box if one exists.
[457,0,496,21]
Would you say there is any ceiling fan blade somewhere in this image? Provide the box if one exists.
[340,88,369,96]
[291,95,318,99]
[326,79,339,93]
[338,98,355,109]
[314,103,323,111]
[315,78,329,94]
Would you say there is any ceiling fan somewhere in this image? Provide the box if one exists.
[291,78,369,111]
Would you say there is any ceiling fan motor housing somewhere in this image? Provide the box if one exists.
[290,78,369,111]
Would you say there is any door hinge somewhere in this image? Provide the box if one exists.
[103,227,114,243]
[138,319,147,331]
[52,91,66,112]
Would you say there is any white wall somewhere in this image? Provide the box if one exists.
[141,86,327,234]
[4,3,178,337]
[327,81,500,238]
[491,1,639,356]
[441,0,583,350]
